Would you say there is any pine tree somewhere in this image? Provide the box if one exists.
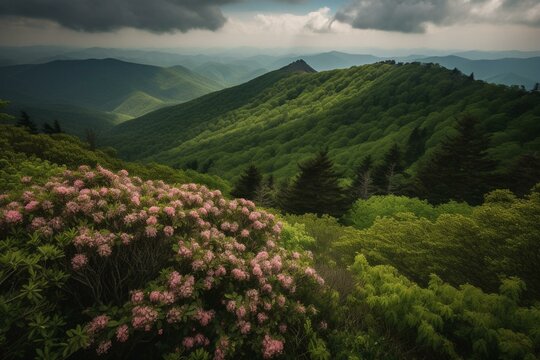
[85,128,97,151]
[350,155,374,201]
[16,111,37,134]
[280,150,348,217]
[42,122,55,134]
[231,165,263,200]
[404,126,428,165]
[373,144,404,195]
[254,175,277,208]
[53,120,63,133]
[504,153,540,196]
[415,115,497,204]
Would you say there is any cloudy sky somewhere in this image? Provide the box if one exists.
[0,0,539,51]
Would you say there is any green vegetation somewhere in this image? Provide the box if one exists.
[0,125,230,193]
[104,61,540,183]
[0,58,224,119]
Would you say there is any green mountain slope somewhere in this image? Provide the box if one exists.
[1,102,129,138]
[104,61,540,180]
[0,58,224,117]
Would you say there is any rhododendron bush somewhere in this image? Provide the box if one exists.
[0,165,331,359]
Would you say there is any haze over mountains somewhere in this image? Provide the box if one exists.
[1,46,539,88]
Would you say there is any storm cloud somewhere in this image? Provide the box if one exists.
[335,0,540,33]
[0,0,239,33]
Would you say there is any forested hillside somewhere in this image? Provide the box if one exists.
[0,58,224,118]
[105,61,540,180]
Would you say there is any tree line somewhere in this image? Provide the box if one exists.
[230,115,540,215]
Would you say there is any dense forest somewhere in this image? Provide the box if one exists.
[103,61,540,181]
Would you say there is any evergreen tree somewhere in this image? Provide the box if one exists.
[200,159,214,173]
[53,120,63,133]
[43,120,62,134]
[404,126,428,165]
[469,72,475,80]
[504,153,540,196]
[85,128,97,151]
[42,122,55,134]
[254,175,277,208]
[231,165,263,200]
[16,111,37,134]
[184,160,199,171]
[373,144,404,195]
[349,155,374,201]
[533,83,539,91]
[280,150,348,217]
[415,115,497,204]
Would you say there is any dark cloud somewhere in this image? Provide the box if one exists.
[0,0,240,33]
[335,0,456,33]
[335,0,540,33]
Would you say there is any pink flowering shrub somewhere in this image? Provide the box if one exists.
[0,165,330,359]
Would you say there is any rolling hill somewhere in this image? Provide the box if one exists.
[103,60,540,181]
[0,58,224,118]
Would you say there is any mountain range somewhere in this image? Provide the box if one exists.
[102,60,540,180]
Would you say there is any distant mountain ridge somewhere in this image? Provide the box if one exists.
[102,60,540,180]
[0,58,224,118]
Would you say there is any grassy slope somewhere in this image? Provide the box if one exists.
[104,62,540,180]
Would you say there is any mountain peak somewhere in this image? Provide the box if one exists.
[279,59,317,74]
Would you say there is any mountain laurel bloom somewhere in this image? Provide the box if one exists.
[0,165,328,359]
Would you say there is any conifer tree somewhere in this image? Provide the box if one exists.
[280,150,348,217]
[404,126,428,165]
[16,111,37,134]
[504,153,540,196]
[255,175,277,208]
[53,119,63,133]
[231,165,263,200]
[42,122,55,134]
[416,115,497,204]
[350,155,374,201]
[373,144,404,195]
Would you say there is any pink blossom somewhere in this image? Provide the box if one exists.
[148,206,160,214]
[164,206,175,216]
[87,315,109,335]
[232,268,248,281]
[116,324,129,342]
[24,200,39,212]
[194,308,215,326]
[149,291,161,303]
[131,306,158,331]
[163,226,174,237]
[240,229,250,238]
[146,216,158,225]
[145,226,157,238]
[97,244,112,257]
[4,210,23,224]
[238,320,251,334]
[257,312,268,324]
[20,176,32,184]
[182,337,195,349]
[96,340,112,355]
[71,254,88,270]
[166,307,184,323]
[253,221,265,230]
[131,290,145,304]
[262,335,284,359]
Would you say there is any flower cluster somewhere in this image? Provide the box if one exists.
[0,166,328,359]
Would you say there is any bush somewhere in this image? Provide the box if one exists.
[344,195,471,230]
[349,255,540,360]
[0,166,330,359]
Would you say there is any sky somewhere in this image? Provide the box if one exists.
[0,0,539,52]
